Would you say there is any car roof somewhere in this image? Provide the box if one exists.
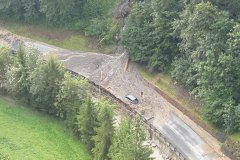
[126,94,137,101]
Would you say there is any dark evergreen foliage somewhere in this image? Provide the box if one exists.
[0,47,153,159]
[122,0,183,71]
[109,118,153,160]
[77,97,98,150]
[123,0,240,133]
[0,0,119,43]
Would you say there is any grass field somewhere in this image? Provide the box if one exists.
[231,133,240,141]
[0,21,115,54]
[0,97,90,160]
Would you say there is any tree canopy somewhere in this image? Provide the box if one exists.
[109,118,153,160]
[0,0,119,44]
[0,46,154,160]
[92,100,115,160]
[123,0,240,133]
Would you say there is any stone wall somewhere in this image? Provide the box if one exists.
[80,70,186,160]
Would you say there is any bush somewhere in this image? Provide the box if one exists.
[222,138,240,160]
[0,47,12,93]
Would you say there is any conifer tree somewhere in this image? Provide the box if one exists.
[55,72,88,131]
[92,100,114,160]
[29,56,65,113]
[109,118,153,160]
[77,97,98,150]
[6,46,38,103]
[0,47,12,92]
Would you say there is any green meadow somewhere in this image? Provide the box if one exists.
[0,97,90,160]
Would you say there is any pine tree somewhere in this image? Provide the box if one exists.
[77,97,98,150]
[29,56,65,113]
[55,72,88,131]
[92,100,114,160]
[6,46,36,103]
[0,47,12,92]
[109,118,153,160]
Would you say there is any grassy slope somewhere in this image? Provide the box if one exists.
[231,134,240,141]
[0,21,115,54]
[135,64,240,141]
[136,64,203,116]
[0,97,90,160]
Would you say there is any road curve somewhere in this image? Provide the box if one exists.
[0,30,230,160]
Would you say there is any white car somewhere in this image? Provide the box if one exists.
[125,94,139,104]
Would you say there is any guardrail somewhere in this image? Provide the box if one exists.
[67,68,187,160]
[6,39,188,160]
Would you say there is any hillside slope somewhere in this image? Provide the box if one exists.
[0,97,90,160]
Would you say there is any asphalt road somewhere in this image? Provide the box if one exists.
[0,31,229,160]
[160,113,217,160]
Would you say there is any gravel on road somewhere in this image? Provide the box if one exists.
[0,30,230,160]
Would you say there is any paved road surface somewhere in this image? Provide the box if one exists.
[161,113,216,159]
[0,30,229,160]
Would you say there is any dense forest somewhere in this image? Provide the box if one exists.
[0,0,119,43]
[122,0,240,134]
